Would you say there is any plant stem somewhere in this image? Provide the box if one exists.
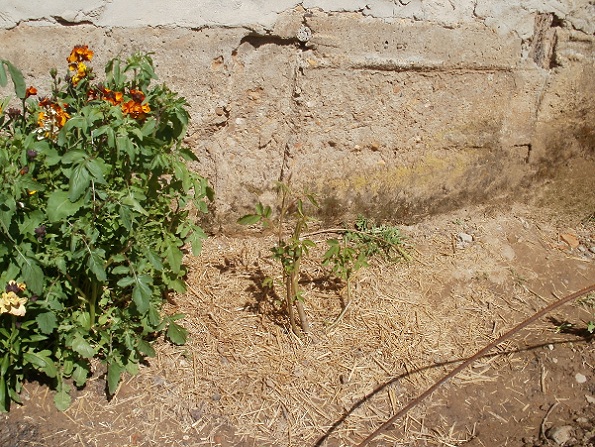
[285,272,298,335]
[327,277,353,330]
[89,280,98,328]
[292,257,310,334]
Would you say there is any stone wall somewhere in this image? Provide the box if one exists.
[1,1,594,228]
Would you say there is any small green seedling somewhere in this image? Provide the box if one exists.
[240,185,409,335]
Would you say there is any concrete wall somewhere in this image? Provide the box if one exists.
[1,1,594,228]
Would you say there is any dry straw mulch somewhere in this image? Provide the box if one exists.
[9,203,594,447]
[107,203,590,447]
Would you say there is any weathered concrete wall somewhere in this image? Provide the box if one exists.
[1,1,594,228]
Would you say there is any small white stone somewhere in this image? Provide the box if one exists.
[548,344,554,350]
[296,25,312,42]
[457,232,473,243]
[575,373,587,384]
[546,425,574,445]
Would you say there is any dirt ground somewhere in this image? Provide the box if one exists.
[1,159,595,447]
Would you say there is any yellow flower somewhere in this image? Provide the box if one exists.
[69,61,89,86]
[37,111,46,127]
[0,291,27,317]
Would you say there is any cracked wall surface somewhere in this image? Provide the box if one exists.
[0,2,593,228]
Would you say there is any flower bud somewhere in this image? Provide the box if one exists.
[34,225,47,241]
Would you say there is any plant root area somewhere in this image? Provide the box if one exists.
[2,198,595,445]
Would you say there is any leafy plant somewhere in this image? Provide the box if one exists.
[239,183,317,334]
[578,293,595,335]
[0,46,212,411]
[239,185,408,335]
[321,216,409,328]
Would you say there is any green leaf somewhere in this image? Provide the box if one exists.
[69,164,91,202]
[166,321,187,345]
[4,61,26,99]
[0,376,7,412]
[86,159,106,184]
[168,278,186,293]
[165,244,183,274]
[0,62,7,87]
[116,135,134,160]
[62,150,87,165]
[145,249,163,271]
[125,361,139,376]
[106,126,115,148]
[302,239,316,248]
[54,389,71,411]
[107,362,124,395]
[20,258,44,295]
[188,228,206,256]
[132,275,152,314]
[148,305,161,327]
[111,265,129,275]
[116,276,136,288]
[17,210,45,235]
[0,198,15,237]
[119,205,133,231]
[87,249,107,282]
[72,362,89,387]
[137,340,156,357]
[63,115,87,134]
[141,118,156,136]
[0,354,9,377]
[71,334,94,359]
[36,311,57,335]
[179,147,198,162]
[122,194,148,216]
[23,351,57,378]
[42,147,61,166]
[47,190,83,222]
[173,161,191,192]
[237,214,261,225]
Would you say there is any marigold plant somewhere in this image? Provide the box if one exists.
[0,47,212,411]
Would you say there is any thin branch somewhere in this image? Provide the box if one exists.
[354,282,595,447]
[301,228,412,262]
[326,278,353,331]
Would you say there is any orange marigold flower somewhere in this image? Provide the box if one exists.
[87,88,100,101]
[129,89,146,103]
[38,97,52,107]
[101,87,123,106]
[122,100,151,120]
[54,104,70,127]
[67,45,94,63]
[36,100,70,140]
[25,86,37,98]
